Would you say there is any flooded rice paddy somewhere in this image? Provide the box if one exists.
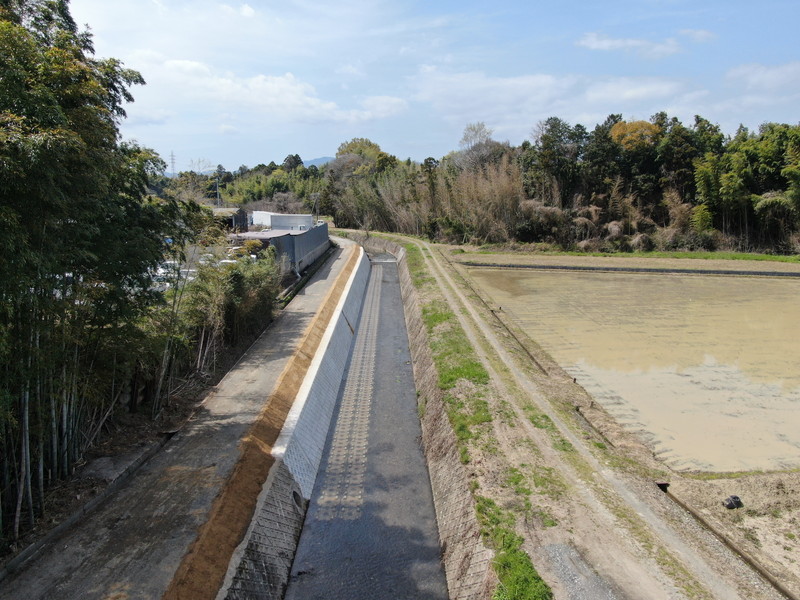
[468,268,800,472]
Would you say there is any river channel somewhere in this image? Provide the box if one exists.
[468,267,800,472]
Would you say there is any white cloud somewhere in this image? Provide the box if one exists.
[578,33,640,52]
[69,0,800,166]
[216,72,341,120]
[585,77,684,103]
[577,33,681,59]
[414,66,577,112]
[164,59,212,77]
[727,61,800,91]
[335,63,366,78]
[139,59,407,125]
[126,108,173,127]
[679,29,716,43]
[357,96,408,119]
[715,62,800,125]
[130,48,165,64]
[221,3,256,18]
[221,74,407,123]
[367,15,453,38]
[410,66,699,143]
[412,66,580,135]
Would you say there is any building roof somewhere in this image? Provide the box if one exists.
[229,230,294,241]
[212,207,245,216]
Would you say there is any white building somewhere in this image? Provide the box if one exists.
[251,211,275,227]
[271,214,315,231]
[250,212,316,231]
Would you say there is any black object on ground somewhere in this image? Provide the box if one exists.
[723,495,743,509]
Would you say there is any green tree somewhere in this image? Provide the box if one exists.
[521,117,587,208]
[336,137,382,161]
[375,151,399,173]
[694,153,723,227]
[0,0,192,540]
[781,139,800,211]
[282,153,303,171]
[581,114,623,198]
[610,119,661,208]
[692,115,725,156]
[656,118,698,201]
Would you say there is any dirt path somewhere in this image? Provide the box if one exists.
[411,239,784,600]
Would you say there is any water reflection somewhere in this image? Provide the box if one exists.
[470,268,800,472]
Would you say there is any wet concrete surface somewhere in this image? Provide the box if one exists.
[284,256,449,600]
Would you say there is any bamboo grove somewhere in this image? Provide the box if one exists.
[0,2,281,546]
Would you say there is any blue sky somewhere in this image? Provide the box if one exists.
[69,0,800,172]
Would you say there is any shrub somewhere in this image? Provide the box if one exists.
[630,232,654,251]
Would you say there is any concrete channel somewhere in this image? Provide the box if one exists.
[220,238,493,600]
[283,253,449,599]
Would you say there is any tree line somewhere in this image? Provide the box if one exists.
[0,1,281,547]
[321,118,800,253]
[197,118,800,253]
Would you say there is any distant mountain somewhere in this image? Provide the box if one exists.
[305,156,334,167]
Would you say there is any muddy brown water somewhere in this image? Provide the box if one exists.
[468,268,800,473]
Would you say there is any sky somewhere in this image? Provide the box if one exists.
[69,0,800,172]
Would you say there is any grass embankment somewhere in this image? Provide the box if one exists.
[404,241,553,600]
[468,245,800,263]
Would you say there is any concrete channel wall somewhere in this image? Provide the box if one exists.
[219,236,494,600]
[220,246,371,600]
[356,235,495,600]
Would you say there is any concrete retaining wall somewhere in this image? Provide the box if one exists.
[219,235,494,600]
[275,244,369,497]
[220,246,370,600]
[356,235,495,600]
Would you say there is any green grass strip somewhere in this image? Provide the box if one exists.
[475,496,553,600]
[402,238,551,599]
[422,301,489,390]
[471,247,800,263]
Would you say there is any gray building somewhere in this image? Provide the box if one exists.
[230,223,330,275]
